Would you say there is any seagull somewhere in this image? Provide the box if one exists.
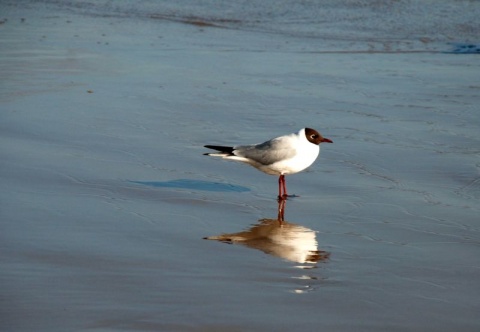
[204,128,332,198]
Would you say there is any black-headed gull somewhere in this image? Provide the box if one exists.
[204,128,332,198]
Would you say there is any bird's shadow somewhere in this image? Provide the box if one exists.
[131,179,250,193]
[204,198,330,266]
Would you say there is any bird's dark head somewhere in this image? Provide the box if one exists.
[305,128,333,145]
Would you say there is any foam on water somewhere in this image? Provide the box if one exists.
[14,0,480,52]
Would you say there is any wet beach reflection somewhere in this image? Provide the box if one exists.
[204,198,330,267]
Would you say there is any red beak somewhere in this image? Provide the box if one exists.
[322,138,333,143]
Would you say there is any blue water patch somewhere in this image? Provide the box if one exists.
[445,43,480,54]
[131,179,250,192]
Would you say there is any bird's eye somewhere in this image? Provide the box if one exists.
[311,134,318,139]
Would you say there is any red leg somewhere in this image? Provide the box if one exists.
[282,175,288,197]
[278,175,284,198]
[278,174,288,199]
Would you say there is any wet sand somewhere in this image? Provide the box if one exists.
[1,2,479,331]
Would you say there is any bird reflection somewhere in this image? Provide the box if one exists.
[204,198,330,265]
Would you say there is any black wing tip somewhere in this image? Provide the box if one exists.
[204,145,235,155]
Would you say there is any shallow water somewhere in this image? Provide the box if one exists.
[1,1,479,331]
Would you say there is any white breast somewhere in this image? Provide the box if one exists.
[259,135,320,175]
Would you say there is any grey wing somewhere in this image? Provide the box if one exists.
[234,137,296,165]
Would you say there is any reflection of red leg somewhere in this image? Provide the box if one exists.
[277,195,286,222]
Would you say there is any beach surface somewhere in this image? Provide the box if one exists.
[1,1,479,331]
